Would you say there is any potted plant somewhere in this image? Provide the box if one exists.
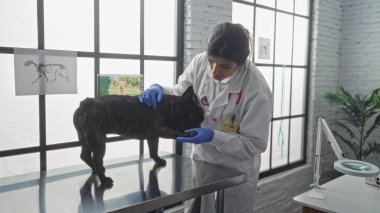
[324,86,380,160]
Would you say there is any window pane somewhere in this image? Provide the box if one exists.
[106,140,140,160]
[100,0,140,54]
[144,60,176,154]
[275,13,293,65]
[289,117,304,163]
[232,2,254,35]
[47,147,82,170]
[272,119,289,168]
[145,0,176,56]
[295,0,310,16]
[293,17,308,66]
[0,0,37,48]
[277,0,294,13]
[291,68,306,115]
[240,0,254,3]
[144,60,176,88]
[257,66,273,92]
[0,153,39,178]
[47,141,142,169]
[273,67,291,118]
[256,0,275,8]
[255,8,275,64]
[44,0,94,51]
[260,123,271,172]
[46,58,94,144]
[100,58,140,75]
[144,138,173,155]
[0,54,39,150]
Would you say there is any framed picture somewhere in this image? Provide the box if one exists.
[14,48,77,96]
[258,37,271,60]
[97,74,143,96]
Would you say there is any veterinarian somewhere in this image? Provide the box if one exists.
[139,22,273,213]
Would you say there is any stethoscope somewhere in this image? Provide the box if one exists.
[200,92,242,124]
[200,67,247,126]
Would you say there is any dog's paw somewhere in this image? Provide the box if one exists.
[100,177,114,187]
[155,158,167,166]
[183,131,197,137]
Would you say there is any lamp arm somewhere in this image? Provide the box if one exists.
[319,117,347,160]
[311,116,324,189]
[311,116,347,190]
[310,116,380,197]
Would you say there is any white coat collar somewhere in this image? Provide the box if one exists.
[202,64,247,109]
[227,64,247,94]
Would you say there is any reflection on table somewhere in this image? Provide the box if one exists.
[0,153,247,213]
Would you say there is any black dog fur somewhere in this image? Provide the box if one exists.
[73,86,204,186]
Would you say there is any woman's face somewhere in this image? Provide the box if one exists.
[207,55,238,81]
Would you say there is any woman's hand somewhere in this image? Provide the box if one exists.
[176,128,214,144]
[138,84,163,108]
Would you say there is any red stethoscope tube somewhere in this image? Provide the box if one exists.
[211,92,242,122]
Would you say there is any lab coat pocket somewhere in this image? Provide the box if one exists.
[218,112,240,133]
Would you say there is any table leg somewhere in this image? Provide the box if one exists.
[188,197,201,213]
[216,190,224,213]
[302,206,327,213]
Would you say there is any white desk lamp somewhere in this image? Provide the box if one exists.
[309,115,380,200]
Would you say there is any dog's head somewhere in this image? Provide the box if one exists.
[174,86,204,131]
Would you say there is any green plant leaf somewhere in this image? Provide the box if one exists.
[332,130,358,158]
[334,120,357,140]
[324,86,380,160]
[374,143,380,155]
[362,141,379,158]
[364,114,380,141]
[366,88,380,109]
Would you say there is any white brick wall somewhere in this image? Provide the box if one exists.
[338,0,380,164]
[183,0,232,66]
[340,0,380,91]
[309,0,380,171]
[307,0,343,164]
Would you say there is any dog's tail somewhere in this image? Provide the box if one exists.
[73,98,107,147]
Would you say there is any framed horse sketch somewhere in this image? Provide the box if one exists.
[14,48,77,95]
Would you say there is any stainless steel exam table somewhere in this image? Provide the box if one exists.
[0,153,247,213]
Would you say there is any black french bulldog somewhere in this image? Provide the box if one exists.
[73,86,204,186]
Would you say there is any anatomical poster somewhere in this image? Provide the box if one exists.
[14,48,77,96]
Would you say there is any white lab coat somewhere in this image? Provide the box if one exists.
[163,52,273,213]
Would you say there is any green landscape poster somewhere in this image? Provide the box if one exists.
[97,74,143,96]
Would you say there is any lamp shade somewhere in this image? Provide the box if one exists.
[334,159,380,177]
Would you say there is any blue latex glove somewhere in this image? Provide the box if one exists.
[176,128,214,144]
[138,84,163,108]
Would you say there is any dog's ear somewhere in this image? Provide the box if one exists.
[179,86,199,104]
[179,86,193,100]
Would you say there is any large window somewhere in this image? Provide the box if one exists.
[0,0,184,178]
[233,0,311,177]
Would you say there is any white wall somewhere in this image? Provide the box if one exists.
[183,0,232,65]
[340,0,380,91]
[339,0,380,164]
[309,0,380,169]
[307,0,343,166]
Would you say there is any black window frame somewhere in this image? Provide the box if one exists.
[0,0,185,171]
[233,0,313,178]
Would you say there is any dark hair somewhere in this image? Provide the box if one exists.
[207,22,252,65]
